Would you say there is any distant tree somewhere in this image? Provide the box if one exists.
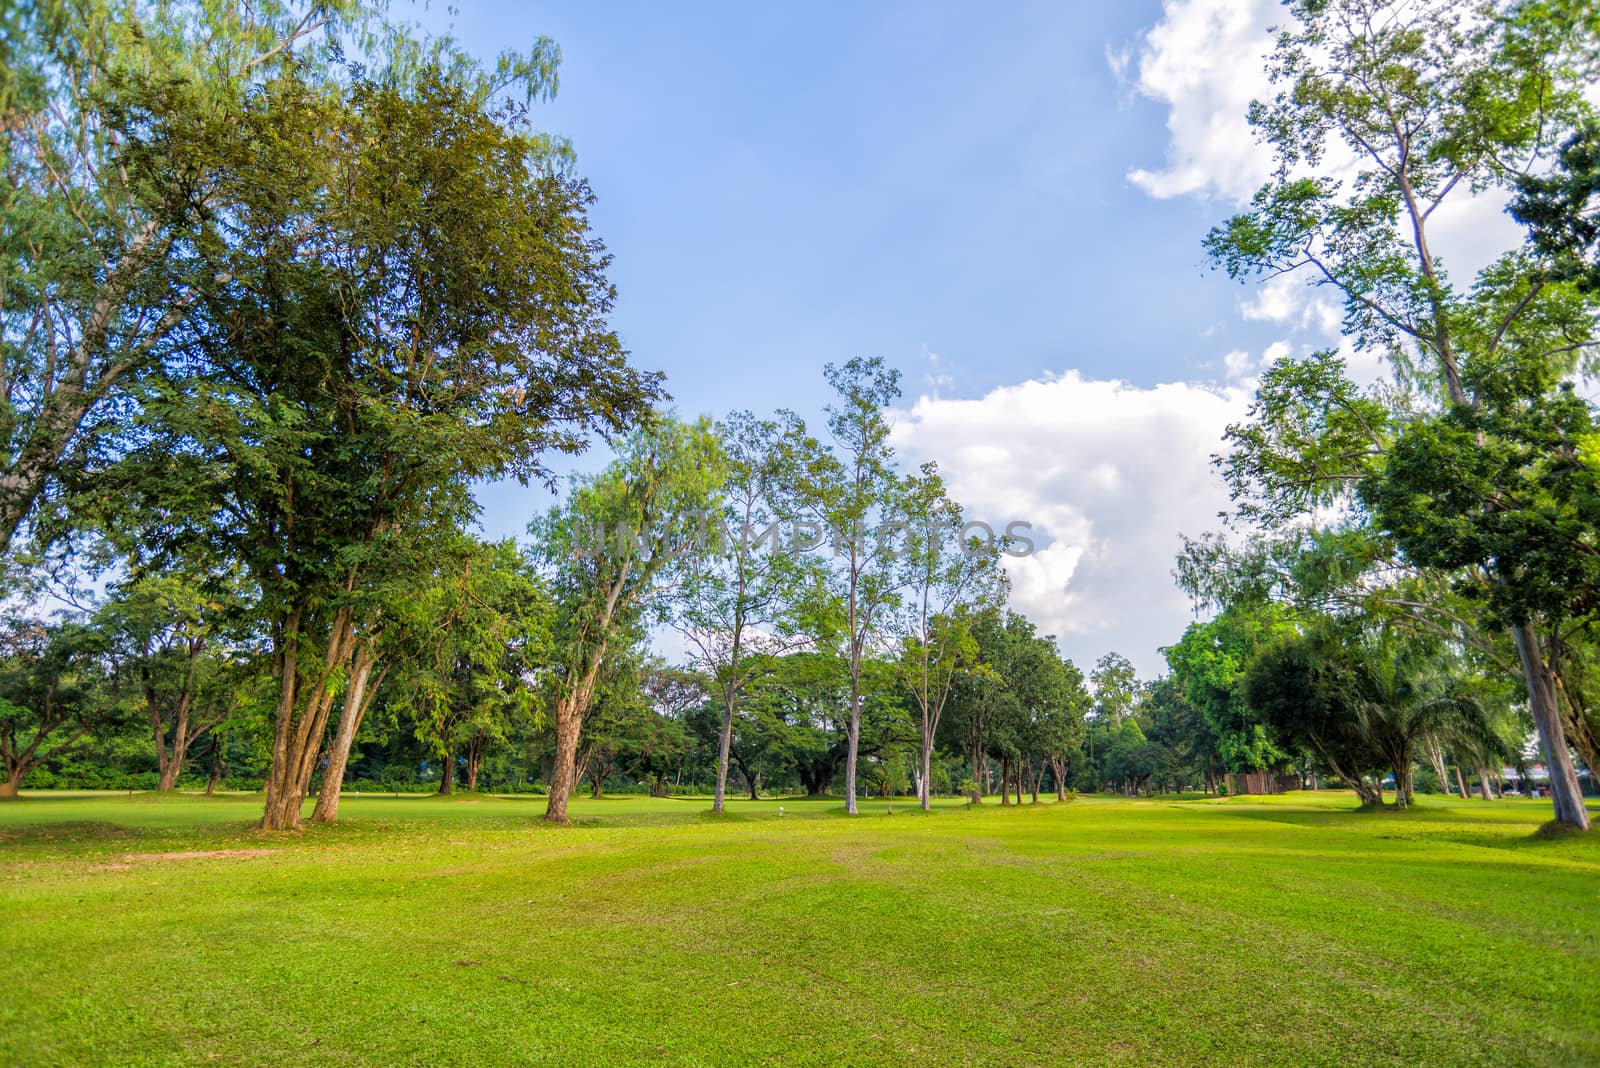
[898,462,1005,810]
[1165,608,1294,778]
[1090,653,1139,724]
[1141,676,1222,795]
[96,570,253,791]
[387,539,548,797]
[1243,628,1387,806]
[0,617,118,796]
[741,650,851,798]
[1245,624,1500,807]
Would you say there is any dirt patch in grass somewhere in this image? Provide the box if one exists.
[120,848,279,863]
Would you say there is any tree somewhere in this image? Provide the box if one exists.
[0,0,399,569]
[533,416,723,823]
[1142,676,1217,795]
[1165,609,1294,779]
[387,539,547,797]
[96,570,251,791]
[107,61,658,830]
[1360,363,1600,821]
[1246,623,1500,808]
[898,461,1004,810]
[0,616,117,796]
[802,356,905,814]
[677,411,814,814]
[1244,627,1388,806]
[1203,0,1600,827]
[1090,652,1139,724]
[740,649,851,798]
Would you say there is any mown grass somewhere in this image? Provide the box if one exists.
[1,789,1596,1066]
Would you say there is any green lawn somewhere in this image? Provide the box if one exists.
[2,790,1597,1066]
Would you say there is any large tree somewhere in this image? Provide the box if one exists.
[1204,0,1600,827]
[0,0,409,569]
[113,63,657,830]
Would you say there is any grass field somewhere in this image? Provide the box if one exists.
[2,790,1597,1066]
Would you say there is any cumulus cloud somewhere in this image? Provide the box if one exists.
[1239,273,1344,336]
[1123,0,1535,291]
[1118,0,1279,202]
[890,370,1257,675]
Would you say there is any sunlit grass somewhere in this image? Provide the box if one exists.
[2,790,1596,1065]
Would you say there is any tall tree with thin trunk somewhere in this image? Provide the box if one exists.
[532,416,724,824]
[677,411,815,814]
[897,461,1005,810]
[802,357,905,815]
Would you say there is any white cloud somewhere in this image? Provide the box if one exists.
[890,369,1255,676]
[1120,0,1279,202]
[1239,273,1344,336]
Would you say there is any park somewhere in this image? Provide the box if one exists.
[4,0,1600,1062]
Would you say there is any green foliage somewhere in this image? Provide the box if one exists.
[1513,123,1600,292]
[0,617,124,792]
[1165,608,1295,774]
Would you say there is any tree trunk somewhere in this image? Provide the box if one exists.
[713,683,736,815]
[464,739,483,793]
[261,607,356,831]
[1392,761,1412,809]
[844,675,861,815]
[545,645,606,824]
[920,737,934,812]
[1511,622,1591,830]
[1478,767,1496,801]
[156,758,182,793]
[1423,737,1448,795]
[437,752,454,796]
[0,770,21,799]
[312,647,379,823]
[1051,757,1067,801]
[1454,765,1469,800]
[205,740,224,797]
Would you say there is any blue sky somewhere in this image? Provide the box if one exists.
[404,0,1393,673]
